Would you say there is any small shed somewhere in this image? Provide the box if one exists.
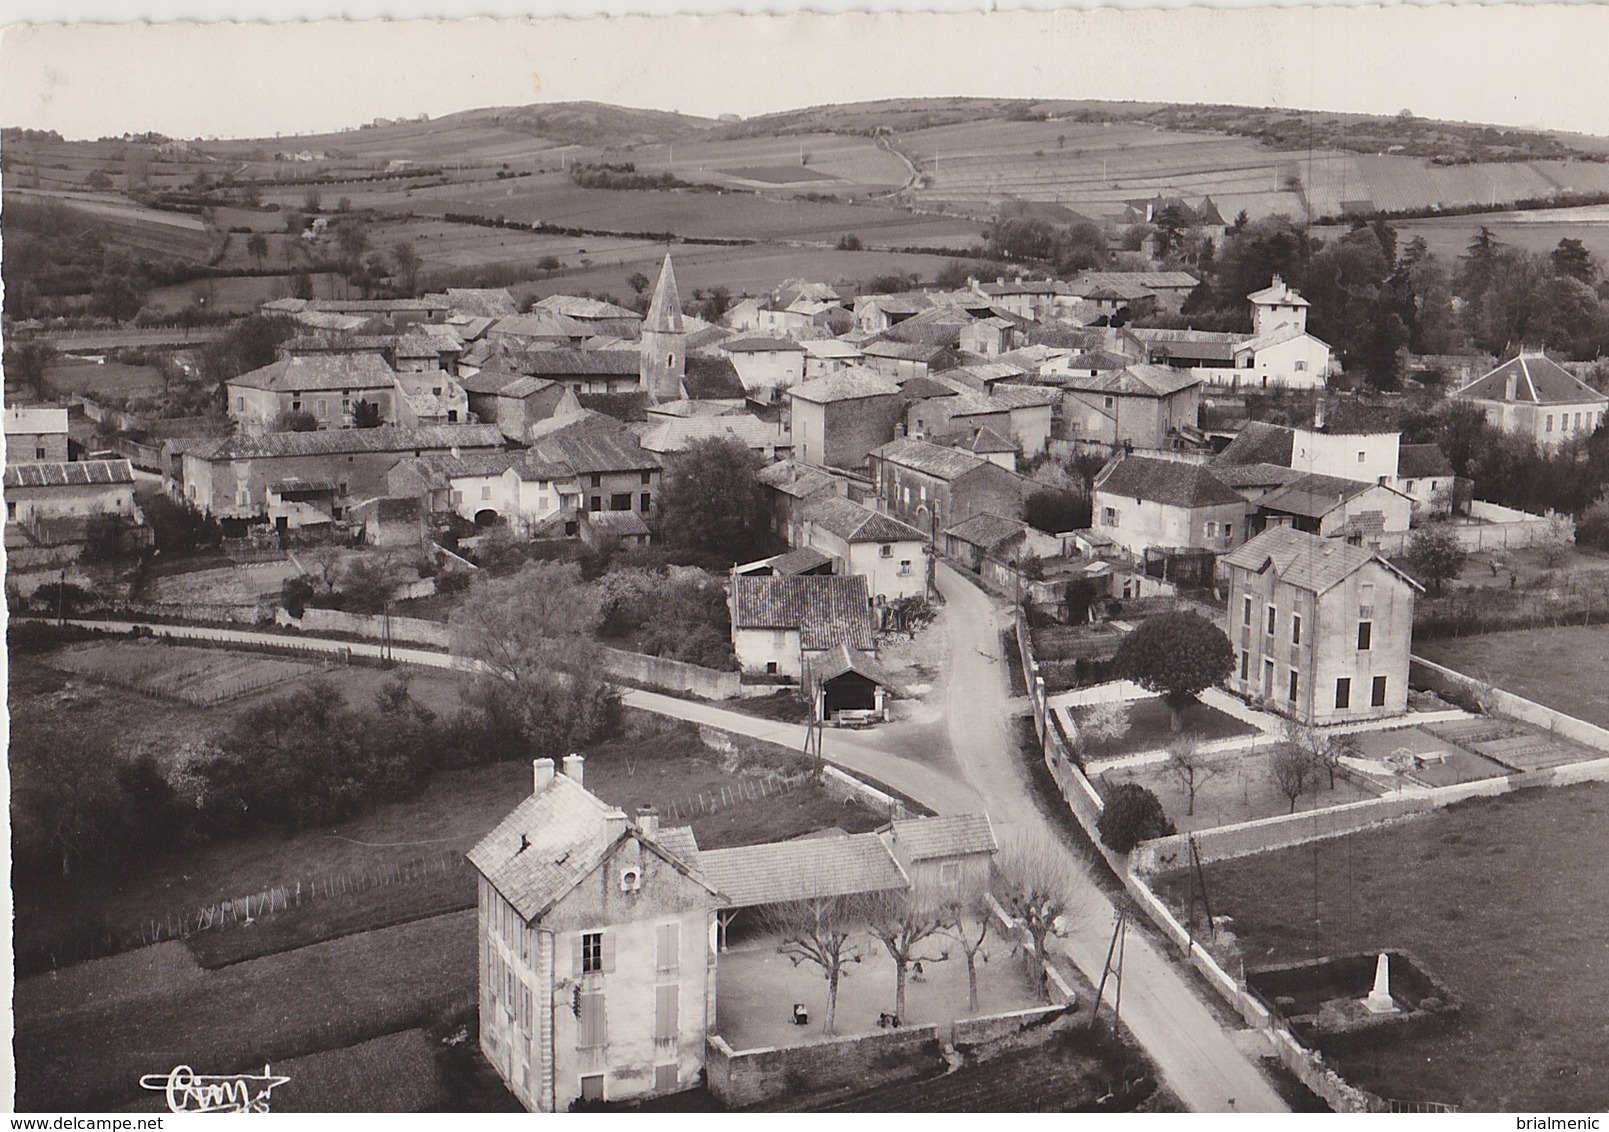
[807,642,894,723]
[580,508,651,549]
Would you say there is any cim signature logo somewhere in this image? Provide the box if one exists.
[138,1065,291,1113]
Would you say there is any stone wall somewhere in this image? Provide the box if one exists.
[1412,655,1609,754]
[705,1025,942,1109]
[949,1004,1076,1052]
[277,606,452,648]
[598,645,740,701]
[821,765,907,818]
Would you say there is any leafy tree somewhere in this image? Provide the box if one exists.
[1405,527,1467,595]
[835,234,863,251]
[1097,782,1176,853]
[9,722,125,877]
[338,555,405,614]
[1575,497,1609,551]
[1024,487,1091,534]
[1112,611,1234,730]
[626,270,652,295]
[1270,742,1318,813]
[864,889,949,1021]
[352,398,382,428]
[1537,513,1575,567]
[246,233,269,270]
[302,189,322,213]
[4,339,57,398]
[1164,733,1218,817]
[1550,237,1596,284]
[657,437,779,566]
[274,408,319,432]
[92,273,145,323]
[391,241,422,295]
[760,893,864,1035]
[145,495,221,556]
[993,833,1083,1001]
[81,515,134,564]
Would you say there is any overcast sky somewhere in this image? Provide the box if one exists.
[2,4,1607,142]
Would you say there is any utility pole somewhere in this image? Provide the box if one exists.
[1091,908,1129,1029]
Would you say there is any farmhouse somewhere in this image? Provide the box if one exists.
[225,352,400,434]
[800,495,929,602]
[1091,455,1245,559]
[1223,526,1422,724]
[634,413,791,462]
[718,337,807,404]
[388,451,577,531]
[941,511,1061,574]
[532,431,661,516]
[4,406,70,464]
[787,367,904,470]
[461,369,575,443]
[801,339,866,379]
[876,813,997,904]
[756,459,848,546]
[869,437,1026,533]
[4,458,139,528]
[1057,364,1203,452]
[510,350,645,396]
[728,573,875,682]
[1451,350,1608,450]
[531,295,643,339]
[1253,472,1413,547]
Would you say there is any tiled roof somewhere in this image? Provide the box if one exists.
[1093,455,1242,509]
[1212,462,1301,489]
[805,496,926,543]
[863,339,949,362]
[488,312,591,340]
[514,349,642,377]
[457,366,527,395]
[1247,276,1310,307]
[533,294,641,321]
[586,509,651,536]
[765,546,834,575]
[442,288,520,317]
[1396,443,1454,479]
[635,414,785,453]
[230,353,398,394]
[1062,364,1202,399]
[801,340,864,360]
[730,574,875,651]
[967,426,1016,455]
[807,642,894,690]
[943,511,1030,552]
[656,826,701,862]
[681,356,746,401]
[757,460,841,500]
[200,424,504,461]
[502,376,558,399]
[871,437,991,481]
[1214,421,1296,467]
[533,430,660,475]
[695,832,908,909]
[1257,472,1376,519]
[1223,526,1423,596]
[1453,352,1609,406]
[883,813,997,861]
[4,458,134,488]
[467,775,628,920]
[4,407,69,433]
[721,336,807,353]
[1074,271,1199,291]
[789,367,902,403]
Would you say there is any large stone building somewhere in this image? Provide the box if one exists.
[1223,527,1421,724]
[868,437,1026,535]
[787,367,904,470]
[1090,455,1246,558]
[1451,350,1608,450]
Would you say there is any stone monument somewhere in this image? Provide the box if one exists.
[1362,952,1398,1014]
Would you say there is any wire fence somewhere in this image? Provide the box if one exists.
[658,770,815,824]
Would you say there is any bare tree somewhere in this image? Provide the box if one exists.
[1277,718,1357,791]
[939,889,994,1014]
[993,833,1083,1002]
[1164,733,1219,816]
[1079,699,1131,753]
[1538,514,1574,568]
[759,894,864,1035]
[864,889,949,1021]
[302,545,346,595]
[1270,741,1317,813]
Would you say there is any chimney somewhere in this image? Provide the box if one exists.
[1505,372,1518,401]
[636,805,659,840]
[1313,394,1327,431]
[533,757,555,794]
[562,753,584,786]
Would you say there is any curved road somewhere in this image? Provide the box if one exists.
[50,598,1285,1111]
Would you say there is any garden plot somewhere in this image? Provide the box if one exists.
[143,559,302,605]
[53,641,318,706]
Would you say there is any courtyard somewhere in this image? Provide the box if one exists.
[713,925,1045,1051]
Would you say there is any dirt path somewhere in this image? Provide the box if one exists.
[934,562,1288,1114]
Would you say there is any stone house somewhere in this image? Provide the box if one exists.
[533,431,661,517]
[719,337,807,404]
[868,437,1027,535]
[461,369,576,443]
[941,511,1062,574]
[1090,455,1246,559]
[4,458,139,527]
[1253,473,1413,547]
[800,495,929,602]
[1058,364,1203,451]
[876,813,997,905]
[1451,350,1608,450]
[469,757,725,1112]
[226,353,400,434]
[756,460,849,546]
[787,367,904,470]
[1223,526,1422,724]
[728,573,875,681]
[4,406,70,464]
[387,451,578,532]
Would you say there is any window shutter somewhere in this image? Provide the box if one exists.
[602,930,616,973]
[655,984,679,1041]
[571,933,584,977]
[579,991,606,1048]
[657,923,680,971]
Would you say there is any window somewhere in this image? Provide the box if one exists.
[1240,651,1249,680]
[656,922,680,972]
[1224,524,1233,541]
[666,353,675,368]
[1243,596,1253,626]
[1335,678,1351,709]
[318,399,327,415]
[1103,396,1115,409]
[585,988,624,1049]
[481,485,492,500]
[611,493,631,511]
[1288,670,1299,702]
[1291,613,1302,646]
[6,501,15,520]
[1404,479,1416,493]
[1546,414,1554,433]
[452,490,463,505]
[640,492,652,513]
[235,396,245,411]
[1372,676,1388,707]
[879,544,893,558]
[639,470,653,486]
[655,1064,678,1093]
[1357,621,1372,651]
[765,661,778,675]
[581,931,604,974]
[654,984,679,1042]
[1357,451,1366,463]
[898,559,912,575]
[590,473,602,488]
[580,1075,604,1102]
[35,446,45,460]
[1577,413,1584,430]
[1266,605,1276,636]
[589,496,601,512]
[1294,360,1307,372]
[1102,506,1117,526]
[1206,521,1217,538]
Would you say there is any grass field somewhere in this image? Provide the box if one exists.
[1071,696,1258,760]
[1151,781,1609,1112]
[44,358,168,400]
[1415,623,1609,729]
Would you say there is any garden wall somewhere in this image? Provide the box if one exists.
[598,645,739,700]
[822,765,908,818]
[276,607,452,648]
[1372,503,1565,555]
[949,1004,1076,1052]
[1412,655,1609,754]
[705,1026,942,1109]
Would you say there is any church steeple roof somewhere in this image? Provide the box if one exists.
[645,253,685,334]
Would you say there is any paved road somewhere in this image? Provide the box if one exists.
[933,563,1287,1114]
[55,606,1286,1110]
